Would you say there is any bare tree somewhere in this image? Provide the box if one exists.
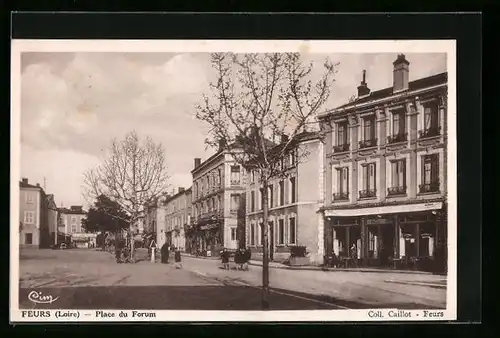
[196,53,337,309]
[83,131,170,258]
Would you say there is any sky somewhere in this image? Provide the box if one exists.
[19,52,446,209]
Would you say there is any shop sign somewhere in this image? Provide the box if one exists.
[325,202,443,217]
[200,224,218,231]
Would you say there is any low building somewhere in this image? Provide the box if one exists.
[58,206,87,245]
[245,132,325,264]
[19,178,51,248]
[317,54,448,271]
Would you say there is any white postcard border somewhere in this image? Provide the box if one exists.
[10,39,457,322]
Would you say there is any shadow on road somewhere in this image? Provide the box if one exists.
[19,285,339,310]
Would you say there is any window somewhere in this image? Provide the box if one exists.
[392,110,406,136]
[217,195,222,212]
[250,224,255,246]
[289,177,296,204]
[336,121,349,146]
[25,233,33,245]
[251,170,255,183]
[268,184,274,208]
[360,163,376,198]
[26,192,34,204]
[289,217,296,244]
[217,168,222,187]
[230,194,240,213]
[290,151,297,166]
[71,225,77,233]
[363,116,376,141]
[424,103,439,131]
[334,167,349,200]
[389,159,406,195]
[278,219,285,245]
[421,154,440,193]
[231,166,241,185]
[279,181,285,206]
[24,211,34,224]
[251,191,255,212]
[231,228,237,241]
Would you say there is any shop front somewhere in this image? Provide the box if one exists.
[324,201,447,272]
[193,214,223,256]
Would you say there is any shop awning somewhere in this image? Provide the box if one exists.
[324,202,443,217]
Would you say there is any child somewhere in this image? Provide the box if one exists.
[174,247,182,269]
[221,248,230,270]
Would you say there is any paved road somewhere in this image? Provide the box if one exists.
[179,255,447,309]
[18,249,338,310]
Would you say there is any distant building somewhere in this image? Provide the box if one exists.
[143,194,169,247]
[317,54,448,269]
[245,132,325,264]
[46,194,58,246]
[58,205,87,235]
[19,178,51,248]
[190,140,248,254]
[163,187,192,251]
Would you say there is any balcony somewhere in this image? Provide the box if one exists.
[359,189,377,199]
[387,186,407,196]
[359,138,377,149]
[387,133,408,144]
[418,126,441,139]
[333,192,349,201]
[333,143,350,153]
[419,181,440,194]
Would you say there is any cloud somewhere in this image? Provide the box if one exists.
[19,51,446,207]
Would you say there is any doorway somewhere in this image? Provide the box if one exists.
[379,225,395,266]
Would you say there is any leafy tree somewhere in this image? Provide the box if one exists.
[196,53,337,309]
[81,194,130,233]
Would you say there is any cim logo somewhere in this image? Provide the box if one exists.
[28,290,59,304]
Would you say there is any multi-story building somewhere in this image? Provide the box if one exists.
[317,54,448,270]
[245,132,325,264]
[190,141,247,254]
[19,178,51,248]
[163,187,191,251]
[144,194,168,246]
[58,205,87,235]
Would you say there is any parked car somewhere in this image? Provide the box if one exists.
[60,243,67,250]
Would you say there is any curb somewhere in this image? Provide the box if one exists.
[384,280,447,289]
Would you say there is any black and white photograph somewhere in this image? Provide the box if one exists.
[10,39,456,322]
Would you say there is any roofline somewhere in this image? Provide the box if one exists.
[191,150,225,175]
[164,186,193,204]
[317,82,447,119]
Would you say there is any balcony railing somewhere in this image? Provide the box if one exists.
[231,180,241,186]
[359,189,377,199]
[359,138,378,149]
[418,126,441,139]
[333,143,350,153]
[387,186,407,196]
[333,192,349,201]
[419,181,440,193]
[387,133,408,144]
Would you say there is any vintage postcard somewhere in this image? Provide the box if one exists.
[10,39,456,322]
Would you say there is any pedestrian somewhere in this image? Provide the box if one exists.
[174,247,182,269]
[243,248,251,271]
[221,248,230,270]
[350,244,358,268]
[161,242,169,264]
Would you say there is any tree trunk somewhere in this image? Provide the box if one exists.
[261,177,270,310]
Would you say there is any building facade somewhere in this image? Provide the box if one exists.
[317,54,448,270]
[163,187,191,251]
[245,133,325,264]
[46,194,58,246]
[58,206,87,235]
[19,178,50,248]
[190,143,247,255]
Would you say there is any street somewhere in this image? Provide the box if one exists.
[18,248,446,310]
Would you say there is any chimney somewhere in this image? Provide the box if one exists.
[393,54,410,92]
[22,178,28,184]
[178,187,185,193]
[218,138,226,151]
[281,134,289,143]
[194,158,201,169]
[36,183,40,187]
[357,70,370,97]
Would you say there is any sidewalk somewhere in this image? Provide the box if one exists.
[182,253,439,275]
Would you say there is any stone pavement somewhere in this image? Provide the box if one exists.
[178,255,448,309]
